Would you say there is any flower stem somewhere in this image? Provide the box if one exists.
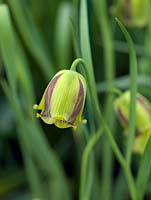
[79,126,103,200]
[70,58,125,167]
[70,57,137,200]
[125,165,137,200]
[70,58,84,71]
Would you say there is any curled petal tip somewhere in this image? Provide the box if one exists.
[36,113,40,118]
[73,126,77,131]
[33,104,38,110]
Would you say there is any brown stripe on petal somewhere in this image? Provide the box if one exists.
[117,108,141,136]
[117,108,142,136]
[42,73,63,117]
[135,128,141,137]
[68,78,85,123]
[117,108,128,126]
[137,96,151,117]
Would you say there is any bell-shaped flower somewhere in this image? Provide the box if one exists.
[111,0,148,27]
[33,70,86,129]
[114,90,151,154]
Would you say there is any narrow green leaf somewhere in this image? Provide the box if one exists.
[79,127,103,200]
[0,4,35,117]
[93,1,115,199]
[79,0,98,109]
[143,0,151,73]
[1,80,45,199]
[93,0,115,88]
[1,81,71,200]
[116,18,138,166]
[15,34,36,118]
[20,120,71,200]
[8,0,55,79]
[79,0,99,134]
[0,3,71,198]
[0,4,17,93]
[136,136,151,200]
[18,140,45,200]
[54,2,72,68]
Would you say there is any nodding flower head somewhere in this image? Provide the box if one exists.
[111,0,148,27]
[33,70,87,129]
[114,90,151,154]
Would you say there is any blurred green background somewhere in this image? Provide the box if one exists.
[0,0,151,200]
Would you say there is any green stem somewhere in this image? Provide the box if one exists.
[70,58,136,200]
[70,58,100,121]
[125,165,137,200]
[79,127,103,200]
[70,58,83,71]
[70,58,124,167]
[109,88,123,96]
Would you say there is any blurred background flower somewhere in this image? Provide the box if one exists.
[111,0,148,27]
[114,90,151,154]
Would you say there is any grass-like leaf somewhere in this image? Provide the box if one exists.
[116,18,138,166]
[79,0,98,110]
[93,1,115,199]
[54,1,72,68]
[7,0,55,79]
[136,136,151,200]
[0,4,71,199]
[79,1,99,199]
[0,4,17,93]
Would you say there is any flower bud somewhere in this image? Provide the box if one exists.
[111,0,148,27]
[114,90,151,154]
[33,70,86,129]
